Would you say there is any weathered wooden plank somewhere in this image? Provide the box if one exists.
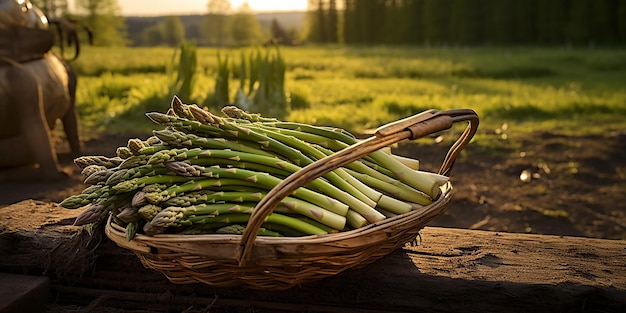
[1,200,625,313]
[0,273,49,313]
[413,227,626,287]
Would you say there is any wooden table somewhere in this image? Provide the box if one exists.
[1,200,625,313]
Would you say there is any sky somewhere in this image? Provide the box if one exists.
[106,0,308,16]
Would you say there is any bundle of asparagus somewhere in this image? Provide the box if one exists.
[61,96,449,240]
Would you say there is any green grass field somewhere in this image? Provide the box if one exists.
[69,45,626,147]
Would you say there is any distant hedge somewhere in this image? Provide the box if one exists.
[307,0,626,46]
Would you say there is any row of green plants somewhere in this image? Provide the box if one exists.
[71,45,626,143]
[214,47,288,119]
[74,42,292,135]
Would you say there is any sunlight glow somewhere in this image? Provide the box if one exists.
[107,0,308,16]
[231,0,307,12]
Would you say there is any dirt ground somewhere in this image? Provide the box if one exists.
[1,129,625,240]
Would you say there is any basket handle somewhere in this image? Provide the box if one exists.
[237,109,479,266]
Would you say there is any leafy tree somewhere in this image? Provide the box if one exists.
[270,19,291,44]
[162,16,186,46]
[229,2,262,46]
[204,0,232,46]
[138,17,184,46]
[141,24,164,46]
[74,0,127,46]
[186,23,204,44]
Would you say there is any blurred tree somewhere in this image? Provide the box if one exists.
[343,0,356,43]
[31,0,69,19]
[486,0,513,44]
[185,23,204,44]
[405,0,424,45]
[316,0,327,42]
[512,0,535,44]
[589,0,618,44]
[421,0,451,45]
[270,19,291,45]
[285,26,302,44]
[204,0,232,46]
[535,0,568,44]
[141,23,164,46]
[74,0,127,46]
[565,0,591,45]
[381,0,411,45]
[306,0,344,44]
[229,2,261,46]
[450,0,484,45]
[162,16,186,46]
[305,0,324,43]
[319,0,625,46]
[351,0,385,44]
[619,0,626,42]
[326,0,339,43]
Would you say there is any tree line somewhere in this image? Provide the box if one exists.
[307,0,626,46]
[31,0,626,47]
[33,0,128,46]
[31,0,297,47]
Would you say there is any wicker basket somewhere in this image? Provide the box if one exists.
[105,108,479,290]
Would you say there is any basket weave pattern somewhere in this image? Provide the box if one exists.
[105,109,478,290]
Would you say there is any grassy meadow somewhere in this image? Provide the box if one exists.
[68,45,626,149]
